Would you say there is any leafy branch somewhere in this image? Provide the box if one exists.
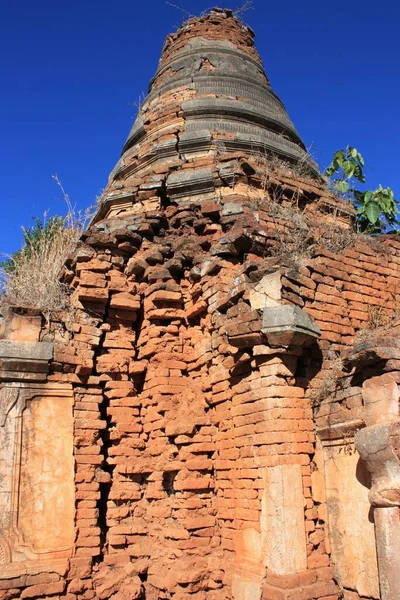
[325,146,399,234]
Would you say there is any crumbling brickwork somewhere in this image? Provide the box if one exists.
[1,8,400,600]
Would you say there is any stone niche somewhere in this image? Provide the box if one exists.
[0,364,74,581]
[318,423,380,599]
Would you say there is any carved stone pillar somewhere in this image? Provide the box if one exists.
[355,421,400,600]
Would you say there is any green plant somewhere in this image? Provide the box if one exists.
[325,146,399,234]
[325,146,365,194]
[0,216,65,274]
[354,185,398,234]
[0,176,92,318]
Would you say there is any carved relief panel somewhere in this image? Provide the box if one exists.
[0,382,74,577]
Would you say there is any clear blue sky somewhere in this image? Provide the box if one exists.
[1,0,399,255]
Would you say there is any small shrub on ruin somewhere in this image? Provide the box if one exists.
[325,146,399,234]
[0,177,92,319]
[268,201,316,262]
[166,2,255,24]
[355,292,400,340]
[314,220,356,254]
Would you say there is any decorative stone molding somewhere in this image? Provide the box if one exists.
[362,373,400,427]
[374,507,400,600]
[232,465,307,600]
[166,167,215,200]
[0,335,74,587]
[351,367,400,600]
[0,309,42,342]
[0,340,53,382]
[354,420,400,600]
[262,464,307,575]
[317,418,364,444]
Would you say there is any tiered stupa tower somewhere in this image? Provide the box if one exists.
[95,7,318,222]
[1,8,399,600]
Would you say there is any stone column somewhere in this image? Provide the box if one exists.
[374,507,400,599]
[355,373,400,600]
[231,303,322,600]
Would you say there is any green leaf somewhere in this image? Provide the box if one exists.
[333,150,345,168]
[364,191,372,203]
[325,163,337,177]
[334,150,345,160]
[353,165,365,184]
[353,189,365,202]
[334,180,350,193]
[365,202,380,224]
[343,161,355,179]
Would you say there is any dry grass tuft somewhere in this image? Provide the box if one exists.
[245,149,365,262]
[0,177,92,320]
[262,151,318,183]
[354,293,400,342]
[165,2,255,24]
[268,201,315,262]
[314,220,356,254]
[233,0,255,20]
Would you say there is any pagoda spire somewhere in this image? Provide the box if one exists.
[96,8,317,221]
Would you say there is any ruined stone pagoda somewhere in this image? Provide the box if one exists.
[95,8,317,223]
[1,8,400,600]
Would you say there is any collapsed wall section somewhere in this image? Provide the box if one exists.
[3,173,400,600]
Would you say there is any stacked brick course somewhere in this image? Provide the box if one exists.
[1,8,400,600]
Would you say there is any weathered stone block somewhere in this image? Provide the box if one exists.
[0,340,53,381]
[262,305,320,347]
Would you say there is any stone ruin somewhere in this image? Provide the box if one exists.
[1,8,400,600]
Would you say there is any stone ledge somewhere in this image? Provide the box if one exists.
[0,341,53,360]
[0,558,68,590]
[166,167,214,199]
[262,305,321,347]
[0,341,53,382]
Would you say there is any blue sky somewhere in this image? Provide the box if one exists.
[1,0,399,255]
